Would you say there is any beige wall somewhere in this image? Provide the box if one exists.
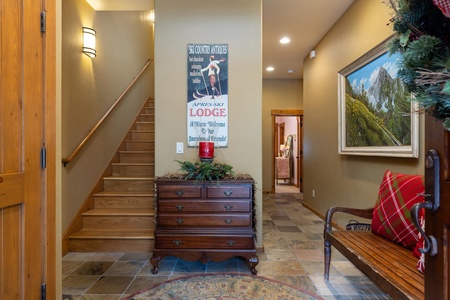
[302,0,424,226]
[61,0,154,230]
[154,0,263,246]
[262,79,303,192]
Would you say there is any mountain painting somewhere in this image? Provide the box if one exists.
[344,51,411,147]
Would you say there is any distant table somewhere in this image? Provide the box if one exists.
[275,157,290,185]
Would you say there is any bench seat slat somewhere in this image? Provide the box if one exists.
[328,231,424,300]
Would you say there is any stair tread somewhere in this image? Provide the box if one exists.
[112,162,155,166]
[70,229,154,239]
[104,176,154,180]
[126,140,153,142]
[131,129,154,132]
[119,150,153,153]
[94,191,154,197]
[83,208,154,216]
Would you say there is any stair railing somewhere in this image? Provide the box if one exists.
[62,58,153,166]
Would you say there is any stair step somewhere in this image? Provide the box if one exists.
[143,107,154,114]
[119,150,154,163]
[112,163,155,176]
[136,122,154,131]
[82,208,154,216]
[82,208,154,229]
[68,229,154,252]
[70,229,154,239]
[103,176,154,192]
[131,130,154,140]
[126,140,154,151]
[94,191,154,209]
[139,114,154,122]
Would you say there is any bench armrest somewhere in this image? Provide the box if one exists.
[324,206,374,233]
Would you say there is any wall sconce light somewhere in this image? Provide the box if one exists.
[309,50,316,60]
[149,10,155,23]
[82,27,96,58]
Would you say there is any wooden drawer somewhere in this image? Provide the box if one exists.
[158,199,252,213]
[157,185,202,199]
[155,234,254,249]
[206,185,251,199]
[157,213,252,227]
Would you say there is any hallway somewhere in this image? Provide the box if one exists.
[62,193,391,299]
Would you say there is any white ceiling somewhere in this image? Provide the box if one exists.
[85,0,354,79]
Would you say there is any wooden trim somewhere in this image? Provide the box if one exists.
[271,110,303,192]
[44,0,57,296]
[62,59,152,166]
[302,201,345,231]
[271,109,303,116]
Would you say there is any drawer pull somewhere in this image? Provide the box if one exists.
[173,240,182,246]
[227,240,236,246]
[224,219,233,224]
[175,191,184,197]
[176,218,184,224]
[176,205,184,211]
[224,190,233,196]
[224,205,233,210]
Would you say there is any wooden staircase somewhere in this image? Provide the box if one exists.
[68,98,155,252]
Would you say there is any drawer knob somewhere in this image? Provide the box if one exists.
[224,219,233,224]
[175,191,184,197]
[227,240,236,246]
[224,205,233,210]
[176,205,184,211]
[176,218,184,224]
[173,240,182,246]
[224,190,233,196]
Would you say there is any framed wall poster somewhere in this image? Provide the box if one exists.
[187,44,229,147]
[338,38,419,157]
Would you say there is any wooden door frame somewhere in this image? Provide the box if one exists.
[271,109,303,193]
[44,0,57,296]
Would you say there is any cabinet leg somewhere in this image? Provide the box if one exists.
[150,256,160,274]
[248,257,259,275]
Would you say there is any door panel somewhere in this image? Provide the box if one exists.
[0,0,46,298]
[424,115,450,299]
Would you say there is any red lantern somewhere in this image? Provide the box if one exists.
[199,141,214,159]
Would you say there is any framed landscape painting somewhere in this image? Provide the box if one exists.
[338,38,419,158]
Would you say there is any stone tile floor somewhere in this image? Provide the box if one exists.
[62,192,392,299]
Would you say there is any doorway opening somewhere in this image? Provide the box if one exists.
[271,110,303,194]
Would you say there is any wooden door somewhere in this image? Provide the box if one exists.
[0,0,55,298]
[423,114,450,299]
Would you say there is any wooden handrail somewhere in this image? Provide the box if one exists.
[62,58,153,166]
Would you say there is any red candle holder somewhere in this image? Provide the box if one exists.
[199,141,214,159]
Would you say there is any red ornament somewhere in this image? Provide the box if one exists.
[199,142,214,159]
[433,0,450,18]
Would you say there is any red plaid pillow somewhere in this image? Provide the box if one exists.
[372,170,425,250]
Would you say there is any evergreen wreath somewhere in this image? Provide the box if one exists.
[176,160,234,184]
[386,0,450,129]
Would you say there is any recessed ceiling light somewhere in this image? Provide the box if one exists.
[280,37,290,44]
[266,66,274,72]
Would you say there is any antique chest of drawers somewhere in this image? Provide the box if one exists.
[150,178,259,275]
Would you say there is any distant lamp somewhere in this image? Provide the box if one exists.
[82,27,96,58]
[310,50,316,60]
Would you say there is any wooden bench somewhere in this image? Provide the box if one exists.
[324,206,424,300]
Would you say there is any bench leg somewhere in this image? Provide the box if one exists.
[324,239,331,282]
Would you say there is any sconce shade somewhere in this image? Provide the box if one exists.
[83,27,96,58]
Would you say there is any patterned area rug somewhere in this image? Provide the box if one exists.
[127,273,323,300]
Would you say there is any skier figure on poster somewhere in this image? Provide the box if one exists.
[201,55,226,99]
